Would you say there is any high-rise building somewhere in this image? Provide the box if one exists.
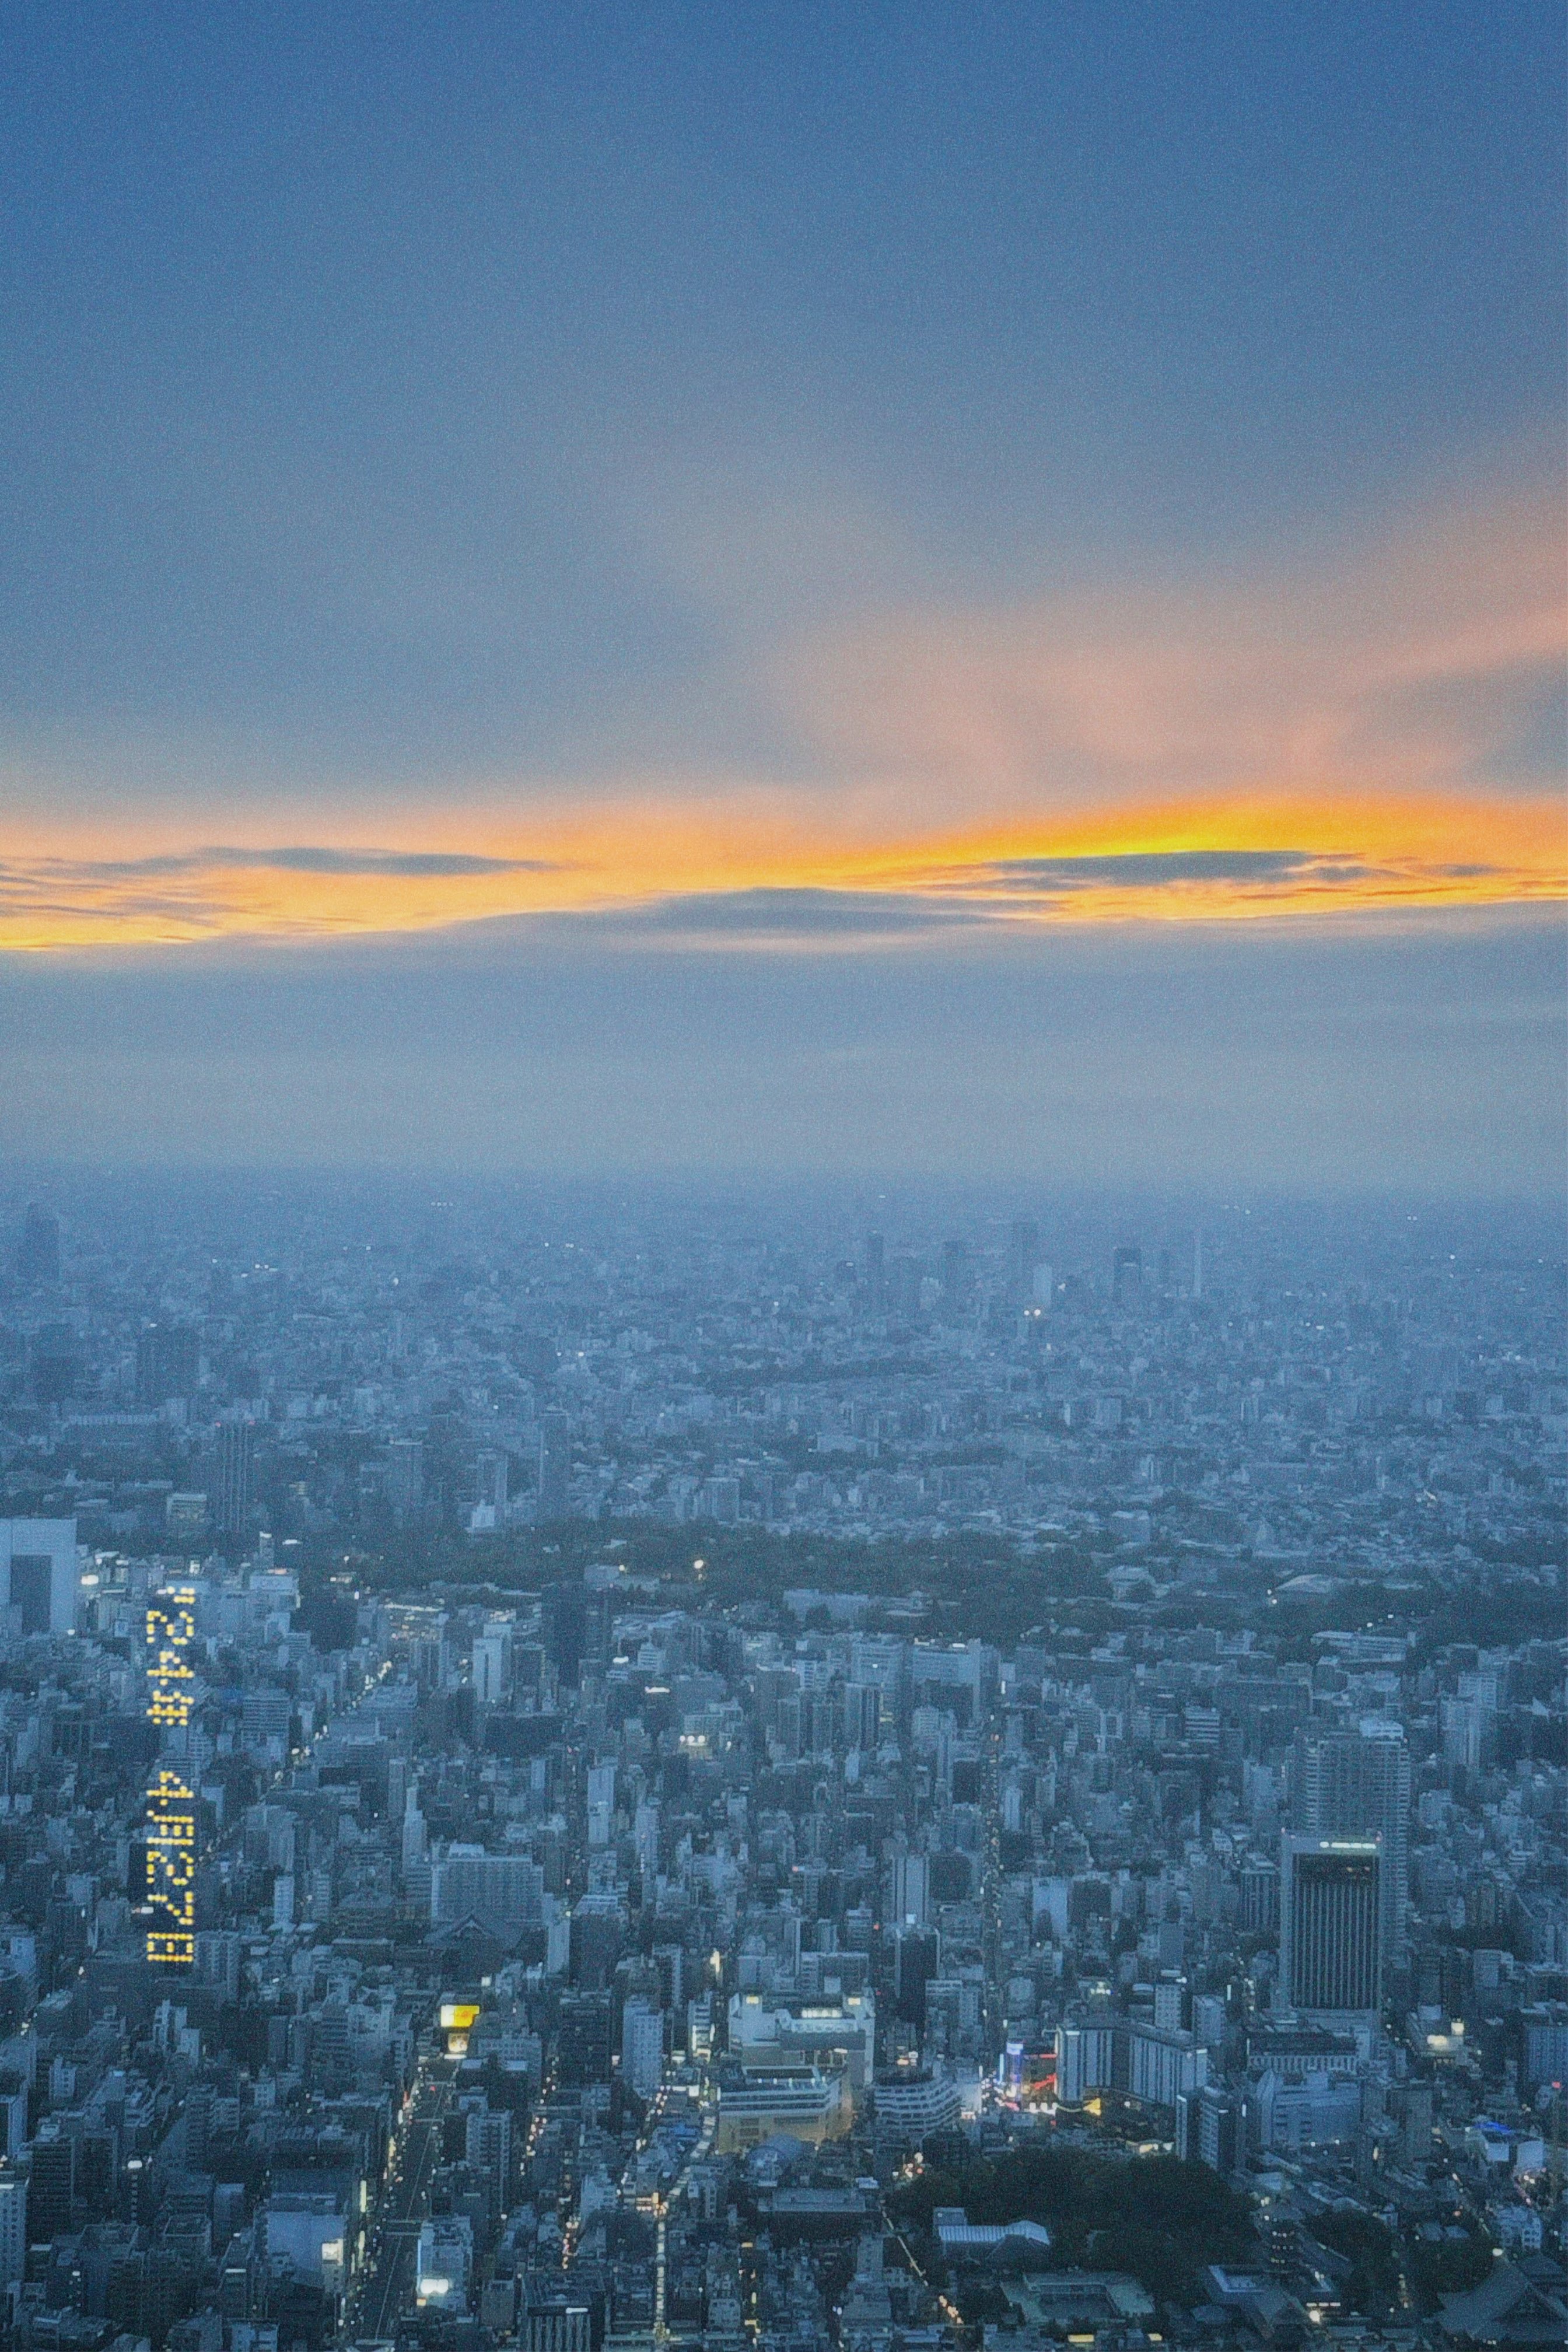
[30,1326,78,1408]
[385,1437,424,1521]
[213,1420,254,1538]
[16,1207,60,1286]
[471,1617,512,1706]
[474,1449,509,1511]
[0,2171,25,2286]
[1008,1218,1040,1297]
[27,2135,72,2242]
[888,1852,929,1930]
[556,1991,613,2086]
[844,1681,882,1751]
[621,1995,664,2101]
[1054,2021,1116,2106]
[1177,2083,1240,2174]
[1112,1245,1143,1306]
[0,1520,77,1636]
[1241,1857,1280,1934]
[570,1892,625,1989]
[891,1928,939,2029]
[135,1324,200,1409]
[537,1412,570,1523]
[1292,1721,1410,1961]
[1280,1838,1382,2018]
[464,2106,513,2216]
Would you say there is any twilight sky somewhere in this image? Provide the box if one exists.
[1,2,1563,1183]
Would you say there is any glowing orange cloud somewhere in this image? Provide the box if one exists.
[0,482,1561,949]
[0,784,1558,950]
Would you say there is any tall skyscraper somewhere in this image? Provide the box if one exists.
[888,1851,930,1930]
[30,1326,79,1408]
[537,1412,570,1523]
[385,1437,425,1521]
[213,1420,254,1539]
[1112,1245,1143,1306]
[620,1994,665,2101]
[892,1927,940,2029]
[135,1324,200,1409]
[1279,1837,1382,2018]
[0,2171,26,2287]
[16,1206,60,1286]
[1292,1721,1410,1962]
[27,2136,72,2242]
[1008,1218,1040,1297]
[464,2105,513,2216]
[474,1449,509,1511]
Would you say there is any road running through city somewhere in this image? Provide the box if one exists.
[348,2046,456,2346]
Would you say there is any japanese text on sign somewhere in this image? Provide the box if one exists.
[146,1587,196,1727]
[145,1587,198,1962]
[145,1768,197,1964]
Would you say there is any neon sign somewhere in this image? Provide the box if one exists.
[145,1588,198,1963]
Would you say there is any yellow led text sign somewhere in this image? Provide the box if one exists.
[145,1769,197,1964]
[146,1587,197,1727]
[145,1588,198,1962]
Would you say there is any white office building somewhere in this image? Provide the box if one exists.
[0,1521,77,1636]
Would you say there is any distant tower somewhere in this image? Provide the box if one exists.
[1292,1722,1410,1964]
[1008,1218,1040,1298]
[1192,1230,1203,1299]
[213,1421,254,1540]
[16,1206,60,1286]
[537,1412,571,1523]
[1279,1837,1382,2018]
[1112,1245,1143,1306]
[385,1437,425,1521]
[30,1326,79,1408]
[135,1324,200,1409]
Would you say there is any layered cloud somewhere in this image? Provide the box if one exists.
[0,478,1560,949]
[786,483,1564,810]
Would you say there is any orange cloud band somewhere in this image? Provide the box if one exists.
[0,788,1559,950]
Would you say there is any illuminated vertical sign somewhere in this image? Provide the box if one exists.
[145,1768,197,1964]
[146,1587,197,1726]
[145,1588,198,1964]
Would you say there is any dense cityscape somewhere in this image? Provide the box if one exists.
[0,1180,1556,2352]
